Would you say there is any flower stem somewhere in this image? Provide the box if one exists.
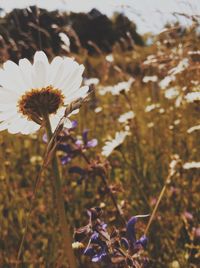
[43,114,77,268]
[144,172,175,235]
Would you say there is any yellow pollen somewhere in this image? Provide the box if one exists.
[18,85,64,122]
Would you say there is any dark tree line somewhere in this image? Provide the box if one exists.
[0,6,144,62]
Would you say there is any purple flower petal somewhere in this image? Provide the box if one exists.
[87,139,98,148]
[82,129,89,144]
[61,155,72,165]
[75,139,83,148]
[136,235,148,249]
[84,247,96,257]
[91,232,99,243]
[43,133,48,143]
[126,216,137,245]
[92,252,107,262]
[70,120,78,129]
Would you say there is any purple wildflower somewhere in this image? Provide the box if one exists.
[125,215,149,251]
[75,129,98,149]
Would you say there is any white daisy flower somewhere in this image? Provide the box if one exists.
[183,162,200,169]
[185,92,200,103]
[84,78,99,86]
[164,87,179,99]
[145,103,160,113]
[0,51,88,134]
[142,75,158,83]
[110,78,135,96]
[118,111,135,124]
[168,58,189,75]
[102,131,128,157]
[98,78,134,96]
[105,54,114,62]
[94,107,103,113]
[143,55,157,65]
[159,75,175,89]
[187,125,200,134]
[59,32,70,52]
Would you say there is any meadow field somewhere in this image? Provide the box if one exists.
[0,6,199,268]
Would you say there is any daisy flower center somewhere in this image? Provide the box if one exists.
[18,85,65,121]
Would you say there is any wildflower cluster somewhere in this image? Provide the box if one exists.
[74,207,149,267]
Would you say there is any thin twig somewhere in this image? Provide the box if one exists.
[144,169,177,235]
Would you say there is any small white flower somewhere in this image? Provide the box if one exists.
[159,75,175,89]
[94,107,103,113]
[98,86,112,96]
[169,58,189,75]
[59,32,70,52]
[174,119,180,125]
[0,51,88,134]
[145,103,160,112]
[159,108,165,114]
[143,55,157,65]
[102,131,128,157]
[142,75,158,83]
[118,111,135,123]
[84,78,99,86]
[183,162,200,169]
[185,92,200,103]
[191,80,199,86]
[147,122,154,128]
[188,50,200,55]
[187,125,200,134]
[99,78,134,96]
[110,78,135,96]
[105,54,114,62]
[164,87,179,99]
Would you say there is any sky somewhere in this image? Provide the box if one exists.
[0,0,199,33]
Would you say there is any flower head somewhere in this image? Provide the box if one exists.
[75,129,98,149]
[102,131,129,157]
[142,75,158,83]
[99,78,134,96]
[183,161,200,169]
[125,215,148,251]
[118,111,135,124]
[185,92,200,103]
[0,51,88,134]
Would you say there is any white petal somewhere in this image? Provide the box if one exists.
[0,120,10,131]
[3,61,27,93]
[61,65,84,93]
[0,71,21,95]
[70,109,79,115]
[0,88,18,103]
[63,118,73,128]
[32,60,48,88]
[21,120,40,134]
[49,56,63,84]
[53,58,78,88]
[7,116,27,134]
[50,114,61,131]
[0,103,17,112]
[34,51,48,64]
[32,51,49,88]
[64,86,88,104]
[19,59,32,89]
[0,110,17,121]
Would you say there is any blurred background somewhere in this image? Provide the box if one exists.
[0,0,199,267]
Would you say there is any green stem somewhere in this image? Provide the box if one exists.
[44,113,77,268]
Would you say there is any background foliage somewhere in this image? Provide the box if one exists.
[0,6,199,268]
